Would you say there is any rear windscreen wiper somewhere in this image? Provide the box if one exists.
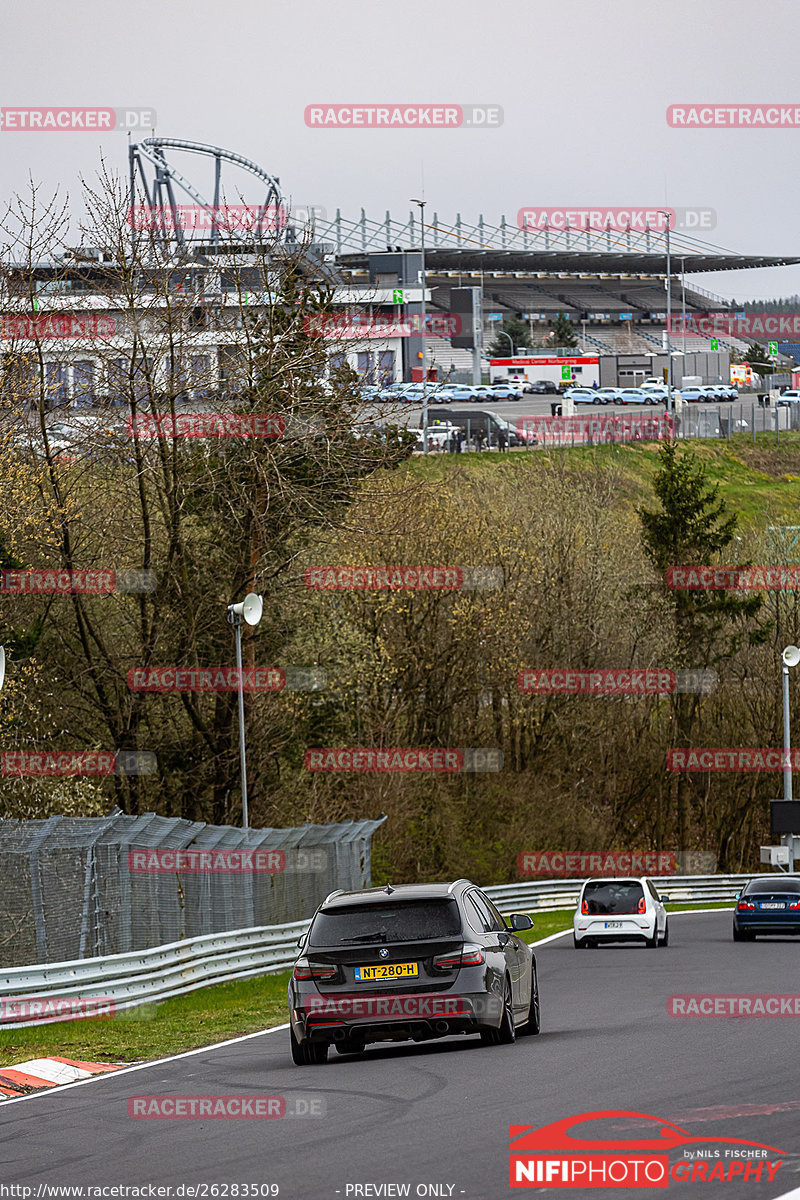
[340,931,388,943]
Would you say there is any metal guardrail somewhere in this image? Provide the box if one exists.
[484,874,749,913]
[0,876,747,1028]
[0,920,310,1030]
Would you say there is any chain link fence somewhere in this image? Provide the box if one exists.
[0,813,385,967]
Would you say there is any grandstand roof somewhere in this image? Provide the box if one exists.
[338,249,800,277]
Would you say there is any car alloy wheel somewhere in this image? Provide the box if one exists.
[518,966,541,1036]
[481,978,516,1046]
[290,1025,328,1066]
[659,920,669,947]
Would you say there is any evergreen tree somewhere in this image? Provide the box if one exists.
[638,442,766,848]
[548,311,578,349]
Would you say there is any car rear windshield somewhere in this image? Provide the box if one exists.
[744,878,800,894]
[582,881,645,914]
[308,899,462,946]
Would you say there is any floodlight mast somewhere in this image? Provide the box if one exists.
[781,644,800,870]
[226,593,264,829]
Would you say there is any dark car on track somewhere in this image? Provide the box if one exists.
[733,875,800,940]
[288,880,540,1064]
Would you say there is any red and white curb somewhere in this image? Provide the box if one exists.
[0,1056,124,1098]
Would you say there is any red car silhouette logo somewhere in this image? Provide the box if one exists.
[510,1110,784,1155]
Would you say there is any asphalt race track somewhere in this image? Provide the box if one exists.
[2,912,799,1200]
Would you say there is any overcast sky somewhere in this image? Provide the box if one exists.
[2,0,799,302]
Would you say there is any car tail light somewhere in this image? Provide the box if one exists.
[638,897,646,914]
[581,900,588,915]
[737,900,756,911]
[788,901,800,910]
[292,958,339,981]
[433,944,485,971]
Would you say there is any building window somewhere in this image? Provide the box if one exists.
[73,360,94,407]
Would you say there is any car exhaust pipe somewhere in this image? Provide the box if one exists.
[331,1028,346,1041]
[434,1021,449,1034]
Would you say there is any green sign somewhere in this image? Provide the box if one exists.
[561,365,571,380]
[710,338,719,351]
[392,289,404,304]
[768,341,778,356]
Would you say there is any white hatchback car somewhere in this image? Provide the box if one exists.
[573,876,670,949]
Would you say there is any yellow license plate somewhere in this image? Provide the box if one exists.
[354,962,418,982]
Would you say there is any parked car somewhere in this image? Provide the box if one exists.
[679,387,705,403]
[289,880,540,1063]
[524,379,560,395]
[415,424,459,449]
[593,388,622,405]
[565,388,602,405]
[426,410,525,446]
[616,388,653,405]
[486,383,522,401]
[640,385,669,403]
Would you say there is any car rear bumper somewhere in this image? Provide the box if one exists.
[574,918,654,943]
[290,989,503,1043]
[734,916,800,935]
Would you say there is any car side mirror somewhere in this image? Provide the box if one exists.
[508,913,534,932]
[296,935,304,948]
[660,895,670,904]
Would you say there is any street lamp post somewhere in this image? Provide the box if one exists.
[226,592,263,829]
[680,256,687,361]
[411,198,428,453]
[497,329,515,358]
[658,211,673,412]
[782,645,800,870]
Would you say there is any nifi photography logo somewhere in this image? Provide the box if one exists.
[508,1111,784,1188]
